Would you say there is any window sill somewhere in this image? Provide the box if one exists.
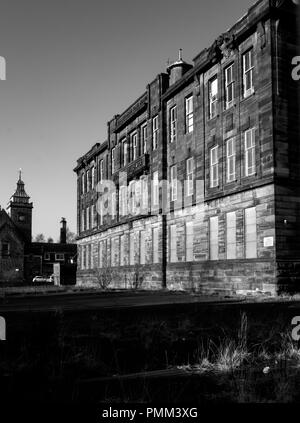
[208,114,219,122]
[242,90,255,101]
[224,102,236,111]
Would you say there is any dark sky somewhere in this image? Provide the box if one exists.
[0,0,260,239]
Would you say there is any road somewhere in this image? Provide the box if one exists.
[1,289,299,313]
[0,290,248,313]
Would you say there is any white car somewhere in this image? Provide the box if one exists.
[32,275,54,284]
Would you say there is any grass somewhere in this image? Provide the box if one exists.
[2,305,300,403]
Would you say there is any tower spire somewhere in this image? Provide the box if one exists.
[179,48,183,61]
[10,169,30,205]
[8,169,33,243]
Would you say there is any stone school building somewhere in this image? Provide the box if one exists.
[74,0,300,295]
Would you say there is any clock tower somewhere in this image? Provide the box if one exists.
[8,170,33,243]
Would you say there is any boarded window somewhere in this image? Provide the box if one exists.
[98,242,103,268]
[140,231,146,265]
[153,227,159,264]
[130,233,135,265]
[120,235,126,266]
[245,207,257,258]
[170,225,177,263]
[186,222,194,262]
[90,244,94,268]
[82,245,86,270]
[209,216,219,260]
[226,212,237,259]
[170,165,177,201]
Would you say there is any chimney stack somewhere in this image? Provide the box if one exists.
[60,217,67,244]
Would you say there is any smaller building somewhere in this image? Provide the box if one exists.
[0,173,77,285]
[25,218,77,285]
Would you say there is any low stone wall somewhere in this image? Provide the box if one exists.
[166,259,277,295]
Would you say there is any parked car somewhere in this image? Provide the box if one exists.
[32,275,54,284]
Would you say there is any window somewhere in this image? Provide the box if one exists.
[209,216,219,260]
[86,245,89,269]
[44,253,50,261]
[169,106,177,142]
[1,242,10,257]
[170,225,177,262]
[141,175,148,211]
[152,116,158,150]
[135,179,141,211]
[55,253,64,261]
[185,96,194,133]
[209,76,218,119]
[122,139,128,167]
[99,159,104,182]
[225,64,234,108]
[141,123,147,154]
[81,210,85,232]
[243,49,254,97]
[91,244,95,268]
[186,158,194,197]
[91,205,94,228]
[128,181,136,215]
[153,227,159,264]
[186,222,194,262]
[86,169,90,191]
[81,173,85,194]
[91,166,95,189]
[170,165,177,201]
[129,233,135,265]
[111,147,115,174]
[98,242,103,268]
[131,132,138,161]
[120,235,126,266]
[226,212,236,259]
[245,128,256,176]
[82,245,86,269]
[210,146,219,188]
[140,231,145,265]
[98,200,103,226]
[226,138,236,182]
[119,185,127,217]
[152,171,159,207]
[112,237,119,267]
[245,207,257,258]
[86,206,90,230]
[111,191,116,219]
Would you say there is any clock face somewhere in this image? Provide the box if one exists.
[18,214,25,222]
